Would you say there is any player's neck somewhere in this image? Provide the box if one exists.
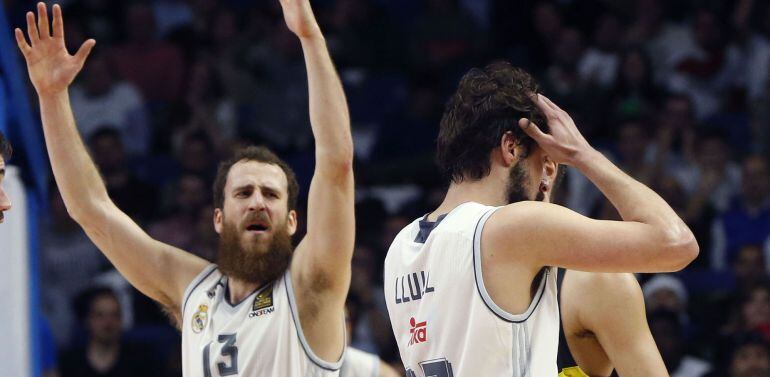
[431,178,507,220]
[227,277,264,305]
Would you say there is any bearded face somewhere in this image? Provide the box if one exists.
[506,162,540,204]
[217,210,294,284]
[214,160,297,284]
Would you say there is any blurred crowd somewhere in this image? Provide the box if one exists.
[8,0,770,375]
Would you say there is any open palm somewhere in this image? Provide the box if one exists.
[15,3,95,96]
[278,0,321,39]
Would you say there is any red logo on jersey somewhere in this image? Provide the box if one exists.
[408,317,427,345]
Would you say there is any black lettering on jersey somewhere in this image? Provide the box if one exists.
[395,271,434,304]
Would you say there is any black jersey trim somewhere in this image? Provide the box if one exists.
[414,213,448,243]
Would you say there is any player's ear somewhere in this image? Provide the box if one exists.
[214,208,223,234]
[543,155,557,182]
[499,131,520,167]
[539,155,558,197]
[287,210,298,236]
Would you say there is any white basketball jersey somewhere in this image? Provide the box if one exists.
[384,202,559,377]
[340,347,379,377]
[181,265,344,377]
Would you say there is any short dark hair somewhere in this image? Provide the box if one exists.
[0,131,12,161]
[88,126,121,143]
[729,332,770,363]
[74,286,119,322]
[437,61,547,183]
[213,146,299,212]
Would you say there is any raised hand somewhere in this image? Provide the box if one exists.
[15,3,95,96]
[278,0,321,39]
[518,94,593,166]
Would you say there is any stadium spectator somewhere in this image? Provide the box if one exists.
[644,275,690,321]
[726,333,770,377]
[577,12,622,89]
[149,173,209,254]
[732,244,768,292]
[40,186,107,346]
[649,310,712,377]
[610,47,661,120]
[88,128,158,222]
[59,287,160,377]
[70,51,150,155]
[711,155,770,271]
[109,2,185,103]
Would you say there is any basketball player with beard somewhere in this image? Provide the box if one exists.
[0,131,12,223]
[17,1,354,375]
[383,62,698,376]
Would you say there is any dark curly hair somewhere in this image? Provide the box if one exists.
[213,146,299,212]
[437,61,547,183]
[0,131,11,161]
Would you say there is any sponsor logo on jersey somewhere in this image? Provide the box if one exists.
[192,304,209,333]
[249,284,275,318]
[408,317,427,345]
[395,270,435,304]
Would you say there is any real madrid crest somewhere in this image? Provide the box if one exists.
[192,304,209,333]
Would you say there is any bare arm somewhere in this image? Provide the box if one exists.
[283,0,355,301]
[16,3,207,318]
[563,272,668,377]
[277,0,354,363]
[486,95,697,273]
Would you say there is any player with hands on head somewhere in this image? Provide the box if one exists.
[16,1,355,375]
[384,62,698,377]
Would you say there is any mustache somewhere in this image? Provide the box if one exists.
[0,211,4,222]
[242,211,271,227]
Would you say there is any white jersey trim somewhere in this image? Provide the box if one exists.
[181,263,218,319]
[472,207,549,323]
[283,271,346,371]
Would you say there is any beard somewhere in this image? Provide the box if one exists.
[217,214,294,284]
[505,162,539,204]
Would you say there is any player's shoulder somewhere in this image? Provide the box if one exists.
[488,200,561,226]
[483,201,558,244]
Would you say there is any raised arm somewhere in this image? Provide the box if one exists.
[282,0,355,299]
[562,272,668,377]
[484,94,698,273]
[15,3,208,320]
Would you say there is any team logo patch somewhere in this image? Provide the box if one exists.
[249,284,275,318]
[408,317,427,345]
[191,304,209,333]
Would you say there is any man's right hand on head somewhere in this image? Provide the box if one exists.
[15,2,95,97]
[518,94,594,167]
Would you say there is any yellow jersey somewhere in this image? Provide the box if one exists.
[559,366,590,377]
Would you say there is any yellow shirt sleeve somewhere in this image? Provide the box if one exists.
[558,366,590,377]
